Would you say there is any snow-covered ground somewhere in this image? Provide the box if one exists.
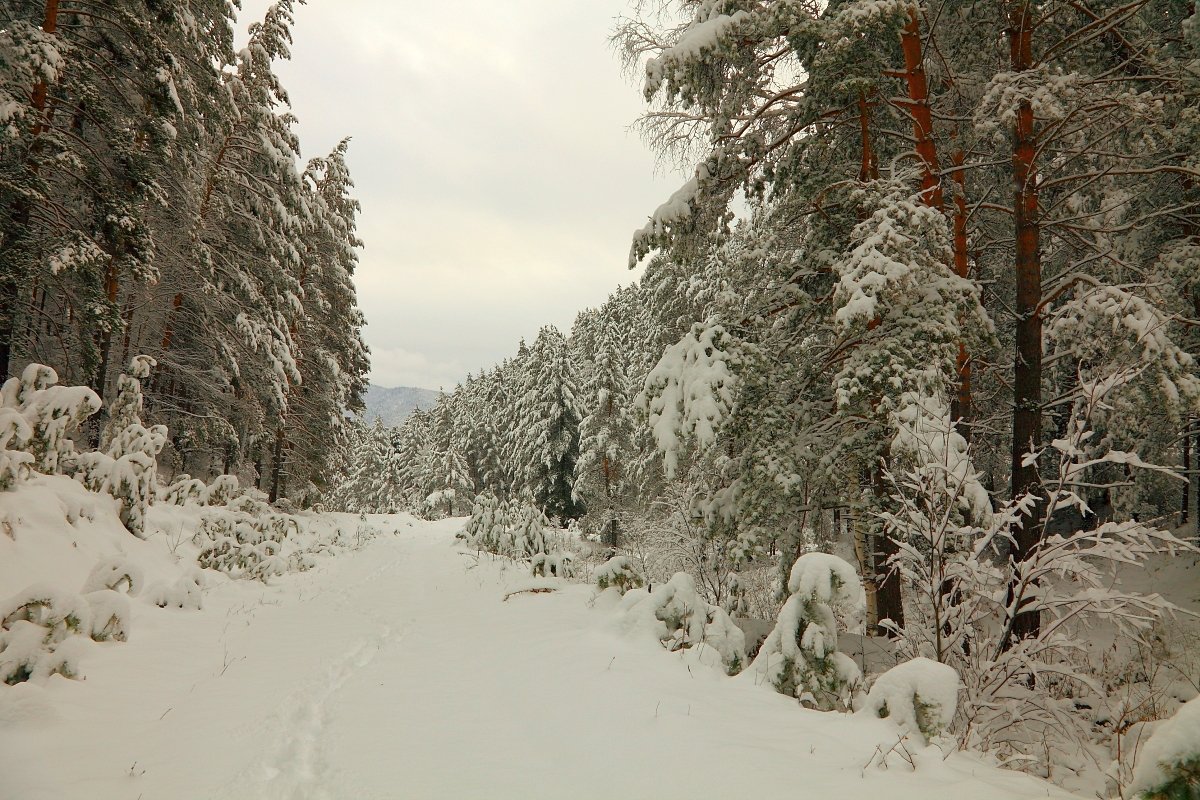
[0,511,1084,800]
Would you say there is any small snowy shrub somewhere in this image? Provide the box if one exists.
[463,493,515,554]
[82,557,144,595]
[84,590,131,642]
[0,363,100,476]
[594,555,643,595]
[511,499,548,558]
[0,584,94,684]
[203,474,240,506]
[194,510,288,581]
[160,474,206,505]
[0,407,33,490]
[722,572,750,617]
[531,551,574,578]
[748,552,865,711]
[74,356,167,537]
[145,569,205,610]
[463,492,500,547]
[1129,696,1200,800]
[864,658,959,743]
[621,571,746,674]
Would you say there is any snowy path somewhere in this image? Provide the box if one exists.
[0,517,1078,799]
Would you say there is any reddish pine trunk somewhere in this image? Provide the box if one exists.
[897,6,974,435]
[856,93,879,183]
[160,293,183,351]
[1005,0,1045,647]
[29,0,60,133]
[897,6,942,207]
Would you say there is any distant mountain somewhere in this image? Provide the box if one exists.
[362,384,442,427]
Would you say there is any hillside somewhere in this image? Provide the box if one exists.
[362,384,441,427]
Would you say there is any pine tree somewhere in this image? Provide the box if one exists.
[511,327,581,522]
[574,313,635,545]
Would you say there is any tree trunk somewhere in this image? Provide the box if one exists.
[897,6,942,207]
[872,456,904,636]
[93,256,121,403]
[856,92,879,183]
[1183,416,1191,527]
[856,94,903,634]
[897,6,973,436]
[1005,0,1045,648]
[950,139,973,438]
[160,292,183,351]
[269,427,285,503]
[29,0,60,134]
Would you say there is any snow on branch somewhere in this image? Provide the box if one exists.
[638,321,739,478]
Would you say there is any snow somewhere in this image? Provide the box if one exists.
[644,11,750,91]
[863,657,960,743]
[0,512,1085,799]
[1127,694,1200,798]
[786,551,866,616]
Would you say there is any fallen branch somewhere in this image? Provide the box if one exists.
[502,587,558,602]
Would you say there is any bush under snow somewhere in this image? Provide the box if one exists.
[863,657,960,744]
[1129,695,1200,800]
[747,552,865,710]
[594,555,643,595]
[0,583,128,684]
[619,571,746,675]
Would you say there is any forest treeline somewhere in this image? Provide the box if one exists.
[0,0,369,504]
[341,0,1199,618]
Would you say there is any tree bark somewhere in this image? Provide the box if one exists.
[1005,0,1045,647]
[1183,416,1191,527]
[29,0,60,135]
[950,139,973,438]
[856,92,879,183]
[269,427,285,503]
[855,90,904,635]
[897,6,942,207]
[873,455,904,636]
[93,256,121,403]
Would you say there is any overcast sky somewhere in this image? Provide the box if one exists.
[237,1,679,390]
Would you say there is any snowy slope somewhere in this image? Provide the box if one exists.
[0,515,1082,800]
[362,384,441,427]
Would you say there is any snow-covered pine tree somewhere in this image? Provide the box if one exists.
[509,493,549,558]
[511,327,581,522]
[1,363,100,476]
[573,312,635,546]
[748,552,865,711]
[269,140,371,506]
[424,446,474,518]
[0,0,215,397]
